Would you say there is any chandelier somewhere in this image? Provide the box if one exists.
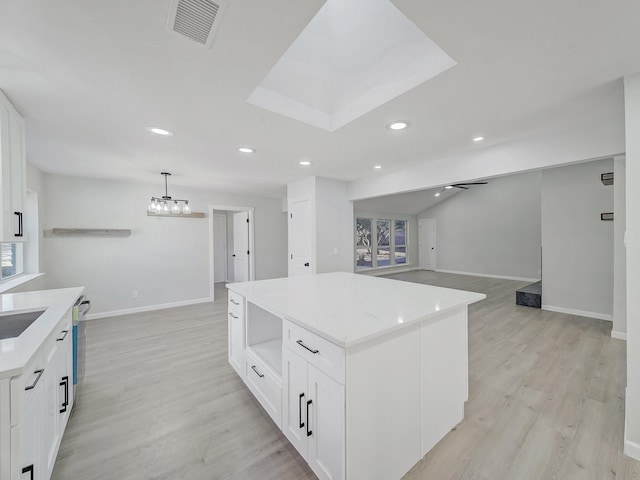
[147,172,191,215]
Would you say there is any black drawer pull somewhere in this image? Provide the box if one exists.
[299,393,305,428]
[306,399,313,437]
[57,329,69,341]
[14,211,23,237]
[230,299,240,306]
[22,464,34,480]
[229,312,238,319]
[251,365,264,378]
[25,369,44,391]
[296,339,319,354]
[60,376,69,413]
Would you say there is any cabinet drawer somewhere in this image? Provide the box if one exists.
[244,350,282,427]
[284,320,345,384]
[10,350,45,426]
[228,291,244,318]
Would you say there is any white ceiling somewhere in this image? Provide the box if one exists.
[0,0,638,199]
[355,184,462,215]
[247,0,456,131]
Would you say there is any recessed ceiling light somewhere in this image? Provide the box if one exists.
[238,147,255,154]
[374,165,382,170]
[434,192,440,197]
[299,160,312,166]
[473,136,485,142]
[387,121,409,131]
[147,127,174,136]
[444,185,453,189]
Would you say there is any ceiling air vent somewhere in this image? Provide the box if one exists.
[167,0,226,48]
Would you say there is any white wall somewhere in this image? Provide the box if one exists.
[624,71,640,460]
[287,176,353,275]
[613,156,627,338]
[417,171,541,281]
[41,174,287,316]
[354,210,418,276]
[541,158,614,319]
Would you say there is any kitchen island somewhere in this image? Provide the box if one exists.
[227,272,485,480]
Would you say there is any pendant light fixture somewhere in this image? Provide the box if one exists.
[147,172,191,216]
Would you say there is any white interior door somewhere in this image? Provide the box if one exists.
[289,199,313,276]
[233,211,250,282]
[212,214,227,283]
[419,219,436,270]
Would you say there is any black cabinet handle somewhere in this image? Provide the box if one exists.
[251,365,264,378]
[22,465,34,480]
[229,312,238,319]
[306,399,313,437]
[56,330,69,341]
[60,376,69,413]
[296,339,319,354]
[298,393,305,428]
[230,299,240,306]
[25,369,44,391]
[14,211,23,237]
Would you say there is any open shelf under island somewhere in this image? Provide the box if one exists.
[226,272,485,480]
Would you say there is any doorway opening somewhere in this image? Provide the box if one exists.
[208,205,255,300]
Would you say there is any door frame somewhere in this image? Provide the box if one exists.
[208,205,255,300]
[419,218,436,271]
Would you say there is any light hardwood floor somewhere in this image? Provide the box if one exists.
[52,272,640,480]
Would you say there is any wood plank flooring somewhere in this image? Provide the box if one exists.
[51,272,640,480]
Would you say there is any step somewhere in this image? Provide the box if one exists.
[516,281,542,308]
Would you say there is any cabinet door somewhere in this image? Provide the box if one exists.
[307,364,344,480]
[0,102,12,241]
[11,379,44,480]
[42,344,60,478]
[282,349,309,456]
[228,310,244,375]
[57,326,73,429]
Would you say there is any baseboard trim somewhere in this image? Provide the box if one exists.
[86,297,214,320]
[357,266,419,277]
[625,390,640,460]
[541,304,613,321]
[611,330,628,340]
[435,269,539,283]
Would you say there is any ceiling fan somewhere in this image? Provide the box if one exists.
[447,182,488,190]
[435,181,488,197]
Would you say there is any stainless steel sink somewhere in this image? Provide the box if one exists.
[0,310,46,340]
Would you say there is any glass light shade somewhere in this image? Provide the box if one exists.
[171,201,180,214]
[162,201,169,213]
[182,201,191,214]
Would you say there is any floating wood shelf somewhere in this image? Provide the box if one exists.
[45,228,131,237]
[147,212,205,218]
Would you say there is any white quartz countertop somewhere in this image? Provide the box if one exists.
[0,287,85,379]
[227,272,486,347]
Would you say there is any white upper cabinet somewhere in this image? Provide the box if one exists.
[0,90,27,242]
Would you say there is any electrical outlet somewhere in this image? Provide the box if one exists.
[132,290,139,298]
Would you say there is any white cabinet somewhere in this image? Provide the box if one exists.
[227,291,245,375]
[283,349,344,480]
[0,90,27,242]
[6,312,73,480]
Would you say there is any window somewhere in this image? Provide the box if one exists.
[356,218,372,270]
[1,243,23,282]
[395,220,407,265]
[355,217,408,270]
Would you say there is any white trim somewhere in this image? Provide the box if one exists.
[541,304,613,321]
[625,387,640,461]
[611,330,628,340]
[435,269,539,283]
[0,273,45,293]
[85,297,214,320]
